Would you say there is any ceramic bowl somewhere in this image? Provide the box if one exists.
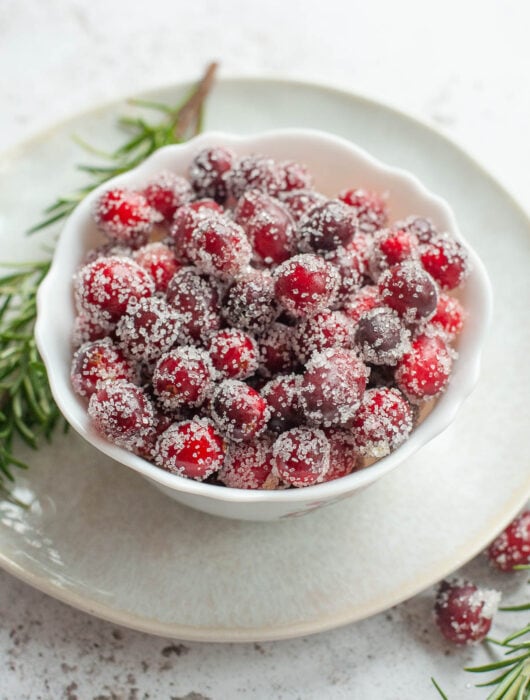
[35,129,492,521]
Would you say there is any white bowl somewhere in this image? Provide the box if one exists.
[36,129,492,521]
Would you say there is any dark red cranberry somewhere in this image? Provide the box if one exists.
[261,374,302,432]
[222,270,280,333]
[395,332,452,402]
[273,254,339,317]
[279,189,327,223]
[322,429,360,481]
[300,348,369,427]
[93,188,158,247]
[434,579,500,645]
[116,296,181,364]
[487,511,530,572]
[218,437,276,489]
[170,205,222,263]
[208,328,259,380]
[338,188,387,234]
[71,338,137,398]
[154,418,226,480]
[401,216,437,242]
[71,315,110,349]
[188,146,236,203]
[298,200,357,252]
[352,387,413,457]
[272,427,330,487]
[420,234,470,290]
[142,171,193,223]
[279,160,313,190]
[152,346,215,411]
[293,311,352,364]
[189,217,251,279]
[257,323,296,377]
[211,380,270,442]
[74,256,155,325]
[379,260,438,324]
[354,307,410,366]
[324,245,364,307]
[343,285,381,324]
[431,293,465,338]
[132,242,181,293]
[228,154,285,199]
[166,267,221,345]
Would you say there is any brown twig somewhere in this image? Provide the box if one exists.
[173,62,218,140]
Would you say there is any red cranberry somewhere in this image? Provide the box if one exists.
[401,216,438,243]
[261,374,302,432]
[188,146,235,203]
[152,346,215,411]
[368,226,419,280]
[228,154,285,199]
[300,348,369,428]
[257,322,296,377]
[273,254,339,317]
[322,429,360,481]
[211,380,270,442]
[298,200,357,252]
[71,338,137,398]
[208,329,259,380]
[93,188,158,247]
[88,380,155,453]
[420,234,470,290]
[234,191,297,266]
[166,267,221,344]
[395,332,453,402]
[189,217,251,279]
[81,242,133,265]
[293,310,352,364]
[346,231,374,271]
[279,189,327,223]
[379,260,438,324]
[487,511,530,572]
[222,270,280,333]
[343,285,381,324]
[338,188,387,234]
[155,418,226,480]
[354,307,410,366]
[133,242,181,293]
[142,171,193,223]
[170,205,222,263]
[434,579,500,645]
[116,296,181,364]
[279,160,313,191]
[71,315,109,348]
[431,293,465,338]
[272,427,330,487]
[352,387,413,457]
[218,437,276,489]
[74,256,155,325]
[324,245,364,306]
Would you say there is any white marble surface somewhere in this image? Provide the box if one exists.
[0,0,529,698]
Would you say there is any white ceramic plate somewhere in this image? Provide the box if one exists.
[0,78,529,642]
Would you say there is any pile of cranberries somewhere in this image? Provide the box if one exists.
[70,146,470,489]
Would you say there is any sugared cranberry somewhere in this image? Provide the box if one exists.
[300,348,369,428]
[155,418,225,480]
[487,511,530,572]
[261,374,301,432]
[211,380,270,442]
[272,427,330,487]
[166,267,221,344]
[74,256,155,325]
[234,190,297,266]
[189,217,251,279]
[71,314,109,348]
[298,200,357,252]
[401,216,437,243]
[257,322,296,377]
[293,310,352,364]
[170,205,222,263]
[208,329,259,380]
[395,332,453,402]
[279,160,313,191]
[279,189,327,223]
[116,296,181,364]
[82,242,133,266]
[325,245,364,307]
[322,429,360,481]
[420,234,470,290]
[343,285,381,323]
[368,226,419,280]
[218,437,276,489]
[434,579,500,645]
[152,346,215,411]
[379,260,438,324]
[88,380,155,453]
[273,254,339,317]
[354,307,410,366]
[71,338,137,398]
[222,270,279,333]
[133,242,181,293]
[93,188,157,247]
[338,188,387,234]
[188,146,236,203]
[352,387,413,457]
[431,293,465,339]
[228,154,285,199]
[142,171,193,223]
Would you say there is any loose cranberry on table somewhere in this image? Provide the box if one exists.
[71,338,137,398]
[298,199,357,253]
[351,387,413,458]
[152,346,216,411]
[211,380,270,443]
[273,253,339,317]
[434,578,500,645]
[487,510,530,572]
[188,146,236,204]
[93,188,159,248]
[395,332,453,403]
[208,328,259,380]
[338,188,388,234]
[142,171,193,223]
[272,427,330,487]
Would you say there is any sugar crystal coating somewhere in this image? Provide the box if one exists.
[379,260,438,324]
[352,387,413,457]
[152,346,216,411]
[116,296,181,364]
[222,270,280,333]
[272,427,330,487]
[133,242,181,293]
[155,418,226,480]
[208,328,259,380]
[273,253,339,317]
[93,188,158,248]
[142,171,193,223]
[487,510,530,571]
[338,188,388,234]
[211,380,270,443]
[218,436,276,489]
[189,216,252,279]
[354,306,410,366]
[298,199,358,252]
[188,146,235,203]
[434,578,500,645]
[71,338,137,398]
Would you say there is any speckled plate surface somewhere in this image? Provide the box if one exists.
[0,78,529,642]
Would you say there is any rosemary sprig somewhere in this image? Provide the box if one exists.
[0,63,217,499]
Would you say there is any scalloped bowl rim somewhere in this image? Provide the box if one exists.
[35,128,493,505]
